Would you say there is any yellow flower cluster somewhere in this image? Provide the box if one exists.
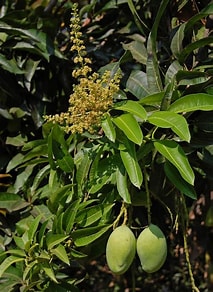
[45,4,120,134]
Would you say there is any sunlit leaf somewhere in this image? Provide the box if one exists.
[46,233,69,250]
[51,244,70,265]
[120,144,143,188]
[113,113,143,145]
[0,256,24,278]
[116,165,131,203]
[154,140,194,185]
[149,111,191,142]
[114,100,147,121]
[101,113,116,142]
[43,262,58,283]
[169,93,213,113]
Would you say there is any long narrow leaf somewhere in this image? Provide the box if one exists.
[149,111,191,142]
[0,256,24,278]
[154,140,194,185]
[164,162,197,199]
[113,113,143,145]
[71,225,112,247]
[146,0,169,92]
[120,145,143,188]
[168,93,213,113]
[116,166,131,203]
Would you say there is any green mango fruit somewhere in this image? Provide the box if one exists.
[106,225,136,275]
[137,224,167,273]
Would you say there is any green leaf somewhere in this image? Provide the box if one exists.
[71,225,112,247]
[154,140,194,185]
[164,162,197,199]
[168,94,213,113]
[23,260,38,281]
[51,244,70,265]
[0,21,63,60]
[101,113,116,142]
[0,53,25,74]
[116,166,131,203]
[170,23,186,58]
[114,100,147,121]
[27,215,42,243]
[76,152,92,186]
[76,204,114,227]
[148,111,191,142]
[43,262,58,283]
[127,0,149,34]
[0,256,24,278]
[122,40,147,64]
[6,134,27,147]
[0,193,28,213]
[57,154,74,173]
[46,233,69,250]
[30,165,50,194]
[64,199,81,233]
[113,113,143,145]
[126,70,150,99]
[146,0,169,92]
[48,184,73,214]
[139,92,164,107]
[6,153,24,172]
[120,144,143,188]
[178,37,213,64]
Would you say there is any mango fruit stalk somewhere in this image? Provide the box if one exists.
[106,225,136,275]
[137,224,167,273]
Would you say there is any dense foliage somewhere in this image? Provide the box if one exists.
[0,0,213,291]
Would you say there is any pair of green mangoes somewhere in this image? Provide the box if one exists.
[106,224,167,275]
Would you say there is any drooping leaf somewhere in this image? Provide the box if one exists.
[76,152,92,187]
[64,199,81,233]
[0,256,24,278]
[149,111,191,142]
[168,93,213,113]
[178,37,213,64]
[116,165,131,203]
[113,113,143,145]
[27,215,42,244]
[101,113,116,142]
[120,144,143,188]
[164,162,197,199]
[154,140,194,185]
